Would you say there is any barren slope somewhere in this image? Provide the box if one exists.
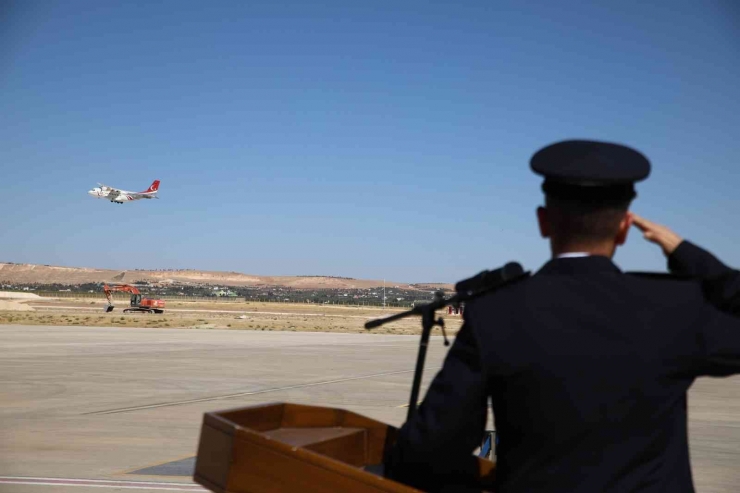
[0,262,453,290]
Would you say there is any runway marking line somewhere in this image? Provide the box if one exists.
[83,367,441,415]
[0,476,205,491]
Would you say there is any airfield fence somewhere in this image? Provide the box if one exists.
[30,291,417,308]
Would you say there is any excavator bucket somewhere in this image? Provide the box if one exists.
[104,305,114,313]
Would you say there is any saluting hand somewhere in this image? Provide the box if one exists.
[630,213,684,256]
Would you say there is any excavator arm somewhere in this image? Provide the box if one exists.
[103,284,141,313]
[103,286,113,310]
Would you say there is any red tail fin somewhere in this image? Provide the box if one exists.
[144,180,160,193]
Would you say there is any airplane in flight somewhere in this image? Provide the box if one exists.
[88,180,160,204]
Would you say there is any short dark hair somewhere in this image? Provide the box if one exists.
[545,195,631,244]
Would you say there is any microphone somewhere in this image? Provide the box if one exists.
[454,262,525,294]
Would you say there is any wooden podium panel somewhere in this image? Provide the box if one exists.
[194,402,495,493]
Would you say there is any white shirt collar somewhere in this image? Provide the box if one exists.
[556,252,591,259]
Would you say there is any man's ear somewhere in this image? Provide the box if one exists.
[537,206,550,238]
[615,212,633,246]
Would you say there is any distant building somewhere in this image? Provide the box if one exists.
[216,289,238,297]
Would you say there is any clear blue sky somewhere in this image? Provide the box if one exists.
[1,1,738,283]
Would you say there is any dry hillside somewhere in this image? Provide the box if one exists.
[0,262,453,290]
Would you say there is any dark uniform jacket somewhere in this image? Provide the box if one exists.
[384,241,740,493]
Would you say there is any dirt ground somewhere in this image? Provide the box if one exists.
[0,297,464,336]
[0,300,34,311]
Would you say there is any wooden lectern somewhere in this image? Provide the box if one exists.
[194,402,496,493]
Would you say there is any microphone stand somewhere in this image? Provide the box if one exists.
[365,267,530,421]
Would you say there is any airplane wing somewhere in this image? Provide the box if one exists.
[98,183,121,194]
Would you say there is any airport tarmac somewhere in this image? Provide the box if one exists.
[0,324,448,493]
[1,324,740,493]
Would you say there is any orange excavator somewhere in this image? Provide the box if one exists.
[103,284,165,313]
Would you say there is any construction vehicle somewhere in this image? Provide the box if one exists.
[103,284,165,313]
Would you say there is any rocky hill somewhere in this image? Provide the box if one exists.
[0,262,453,291]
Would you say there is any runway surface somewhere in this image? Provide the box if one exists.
[28,305,385,319]
[1,324,740,492]
[0,325,447,493]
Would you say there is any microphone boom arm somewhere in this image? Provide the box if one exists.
[365,263,529,420]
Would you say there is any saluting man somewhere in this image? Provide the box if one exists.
[384,140,740,492]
